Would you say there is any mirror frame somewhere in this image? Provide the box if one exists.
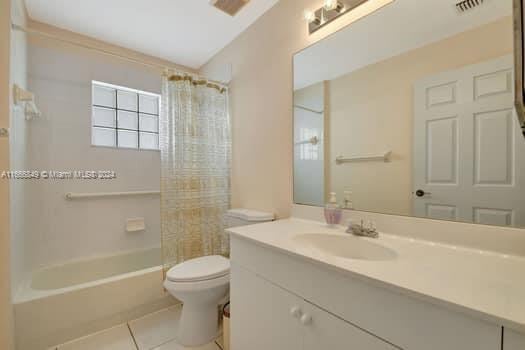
[514,0,525,136]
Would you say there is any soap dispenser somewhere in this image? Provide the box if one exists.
[324,192,342,225]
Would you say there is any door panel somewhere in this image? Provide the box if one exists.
[302,301,398,350]
[230,264,302,350]
[426,116,458,184]
[474,207,513,226]
[414,55,525,227]
[474,69,512,99]
[426,204,457,221]
[474,109,513,185]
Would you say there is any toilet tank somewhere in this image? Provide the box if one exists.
[224,209,274,228]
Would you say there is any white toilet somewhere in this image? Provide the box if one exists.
[164,208,274,346]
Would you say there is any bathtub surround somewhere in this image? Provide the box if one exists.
[160,73,231,270]
[1,0,14,349]
[9,0,28,308]
[8,20,193,292]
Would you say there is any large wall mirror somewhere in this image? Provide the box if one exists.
[293,0,525,228]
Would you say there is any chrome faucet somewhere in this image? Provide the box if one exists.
[346,219,379,238]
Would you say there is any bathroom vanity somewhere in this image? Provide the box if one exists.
[227,219,525,350]
[262,0,525,348]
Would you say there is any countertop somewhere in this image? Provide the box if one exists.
[227,218,525,333]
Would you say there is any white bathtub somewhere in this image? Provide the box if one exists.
[14,247,176,350]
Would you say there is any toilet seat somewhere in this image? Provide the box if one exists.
[164,273,229,293]
[166,255,230,283]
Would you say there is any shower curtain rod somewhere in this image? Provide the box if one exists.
[11,23,228,88]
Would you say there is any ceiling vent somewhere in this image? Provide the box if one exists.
[211,0,250,16]
[455,0,484,13]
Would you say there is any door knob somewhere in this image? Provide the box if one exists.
[290,306,302,319]
[415,189,431,197]
[300,313,312,325]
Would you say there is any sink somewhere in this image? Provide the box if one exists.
[292,233,397,261]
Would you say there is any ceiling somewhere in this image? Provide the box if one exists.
[294,0,513,90]
[24,0,280,69]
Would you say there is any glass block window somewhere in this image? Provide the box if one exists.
[92,81,160,150]
[299,128,320,160]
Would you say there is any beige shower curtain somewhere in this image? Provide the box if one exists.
[160,73,231,273]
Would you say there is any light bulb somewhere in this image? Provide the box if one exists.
[304,9,316,23]
[324,0,338,10]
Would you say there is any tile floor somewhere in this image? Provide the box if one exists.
[50,305,223,350]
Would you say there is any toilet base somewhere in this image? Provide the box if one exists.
[176,302,220,347]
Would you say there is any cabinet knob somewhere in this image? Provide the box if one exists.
[300,313,312,325]
[290,306,302,319]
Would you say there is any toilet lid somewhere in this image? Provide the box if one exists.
[166,255,230,282]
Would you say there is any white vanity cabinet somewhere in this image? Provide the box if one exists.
[230,235,503,350]
[231,263,302,350]
[301,299,397,350]
[504,329,525,350]
[231,263,397,350]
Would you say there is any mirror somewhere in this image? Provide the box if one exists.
[293,0,525,228]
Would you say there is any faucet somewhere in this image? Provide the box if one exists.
[346,219,379,238]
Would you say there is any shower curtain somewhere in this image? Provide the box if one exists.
[160,73,231,273]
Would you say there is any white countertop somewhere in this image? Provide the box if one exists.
[227,218,525,333]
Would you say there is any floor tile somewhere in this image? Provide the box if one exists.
[128,305,182,350]
[57,324,136,350]
[152,339,220,350]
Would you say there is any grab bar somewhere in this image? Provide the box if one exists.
[65,190,160,200]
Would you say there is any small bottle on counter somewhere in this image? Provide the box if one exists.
[343,190,353,209]
[324,192,342,225]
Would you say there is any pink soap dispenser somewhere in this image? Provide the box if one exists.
[324,192,342,226]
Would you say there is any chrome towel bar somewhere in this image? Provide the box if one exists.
[336,151,392,164]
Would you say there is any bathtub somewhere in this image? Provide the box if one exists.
[14,247,177,350]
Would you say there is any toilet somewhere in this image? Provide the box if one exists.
[164,208,274,346]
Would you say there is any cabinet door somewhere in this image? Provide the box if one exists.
[505,329,525,350]
[230,263,303,350]
[302,301,399,350]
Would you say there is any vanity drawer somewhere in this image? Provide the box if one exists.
[231,237,501,350]
[504,329,525,350]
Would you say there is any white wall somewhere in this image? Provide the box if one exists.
[9,0,28,299]
[13,35,164,289]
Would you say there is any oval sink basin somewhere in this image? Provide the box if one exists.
[292,233,397,261]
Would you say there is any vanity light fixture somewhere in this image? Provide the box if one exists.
[324,0,345,12]
[305,0,395,34]
[304,9,321,25]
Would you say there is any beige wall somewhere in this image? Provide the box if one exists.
[1,0,14,348]
[328,17,513,216]
[201,0,377,218]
